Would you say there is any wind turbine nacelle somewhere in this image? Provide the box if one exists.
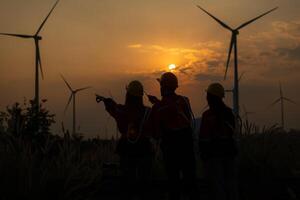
[233,30,239,35]
[35,36,42,40]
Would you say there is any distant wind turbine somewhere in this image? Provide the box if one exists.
[61,75,91,135]
[197,5,278,117]
[0,0,60,111]
[269,82,296,129]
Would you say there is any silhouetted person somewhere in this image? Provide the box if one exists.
[149,72,197,200]
[199,83,238,200]
[97,80,153,200]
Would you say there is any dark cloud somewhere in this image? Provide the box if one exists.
[194,73,223,81]
[149,70,166,78]
[272,21,300,38]
[189,61,204,69]
[178,66,193,75]
[276,45,300,60]
[206,60,223,68]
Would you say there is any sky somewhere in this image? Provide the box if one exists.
[0,0,300,138]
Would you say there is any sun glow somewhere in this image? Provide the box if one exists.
[168,64,176,71]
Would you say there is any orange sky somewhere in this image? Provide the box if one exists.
[1,0,300,137]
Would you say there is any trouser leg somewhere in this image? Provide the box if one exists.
[204,158,227,200]
[179,129,197,200]
[163,149,181,200]
[120,155,137,200]
[137,155,153,200]
[182,149,197,200]
[224,157,239,200]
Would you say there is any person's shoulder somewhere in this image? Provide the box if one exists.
[202,109,211,117]
[177,94,189,100]
[176,95,190,104]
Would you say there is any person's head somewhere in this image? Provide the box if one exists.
[158,72,178,97]
[206,83,225,108]
[125,80,144,107]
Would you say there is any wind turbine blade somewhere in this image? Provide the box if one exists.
[0,33,33,38]
[224,35,235,80]
[283,97,296,104]
[269,98,281,107]
[36,41,44,79]
[75,86,92,92]
[239,72,246,82]
[64,94,73,114]
[237,7,278,30]
[35,0,60,35]
[279,82,283,98]
[61,75,73,91]
[196,5,233,31]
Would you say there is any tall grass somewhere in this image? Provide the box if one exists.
[0,101,117,200]
[0,131,116,199]
[0,102,299,199]
[239,120,300,179]
[237,120,300,199]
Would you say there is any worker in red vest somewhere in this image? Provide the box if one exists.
[148,72,197,200]
[96,80,153,200]
[199,83,238,200]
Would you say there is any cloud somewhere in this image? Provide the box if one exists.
[276,45,300,60]
[194,73,223,81]
[126,42,226,81]
[206,60,223,68]
[128,44,142,48]
[177,66,193,75]
[127,20,300,85]
[272,21,300,39]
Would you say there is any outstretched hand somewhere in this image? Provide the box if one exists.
[95,94,106,103]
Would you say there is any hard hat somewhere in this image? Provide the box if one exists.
[206,83,225,98]
[158,72,178,89]
[126,80,144,97]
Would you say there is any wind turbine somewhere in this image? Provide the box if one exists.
[0,0,60,111]
[197,5,278,117]
[61,75,91,135]
[270,82,296,129]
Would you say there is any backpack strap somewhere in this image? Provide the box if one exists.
[181,96,196,131]
[127,107,151,144]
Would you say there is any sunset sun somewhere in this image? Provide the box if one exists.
[168,64,176,71]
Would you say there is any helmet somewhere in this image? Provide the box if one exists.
[158,72,178,89]
[126,80,144,97]
[206,83,225,98]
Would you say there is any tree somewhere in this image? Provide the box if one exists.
[1,99,55,138]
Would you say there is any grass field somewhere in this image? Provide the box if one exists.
[0,104,299,199]
[0,125,299,199]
